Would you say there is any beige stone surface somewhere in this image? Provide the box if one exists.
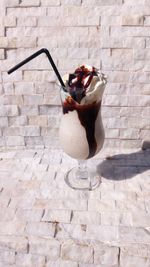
[94,245,119,265]
[0,0,150,264]
[0,147,149,266]
[122,15,144,26]
[61,241,93,263]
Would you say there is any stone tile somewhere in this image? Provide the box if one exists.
[26,161,49,172]
[15,208,43,222]
[55,223,87,240]
[94,245,119,265]
[121,244,150,259]
[34,198,88,211]
[61,240,93,263]
[42,209,71,223]
[120,254,150,267]
[0,207,16,221]
[9,193,36,209]
[31,169,56,182]
[116,199,146,213]
[0,250,15,264]
[101,211,132,226]
[88,199,116,212]
[29,236,60,258]
[71,211,101,225]
[0,221,26,235]
[122,15,144,26]
[0,151,16,159]
[6,136,25,146]
[118,226,150,243]
[86,225,119,243]
[25,222,55,237]
[0,235,28,253]
[15,253,45,267]
[15,150,36,158]
[42,149,62,164]
[131,212,150,227]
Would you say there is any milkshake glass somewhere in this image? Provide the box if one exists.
[59,68,107,190]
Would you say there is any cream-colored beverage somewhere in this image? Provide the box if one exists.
[59,65,107,160]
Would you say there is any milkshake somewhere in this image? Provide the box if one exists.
[59,65,107,160]
[7,48,107,189]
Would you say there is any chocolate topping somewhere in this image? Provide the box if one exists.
[62,96,101,159]
[67,65,98,103]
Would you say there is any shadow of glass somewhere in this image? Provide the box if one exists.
[97,149,150,181]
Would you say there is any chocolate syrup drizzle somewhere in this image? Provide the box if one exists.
[68,65,98,103]
[62,98,101,159]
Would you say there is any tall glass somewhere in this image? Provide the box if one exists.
[59,85,105,190]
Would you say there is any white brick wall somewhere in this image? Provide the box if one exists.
[0,0,149,149]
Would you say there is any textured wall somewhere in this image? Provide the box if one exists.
[0,0,150,149]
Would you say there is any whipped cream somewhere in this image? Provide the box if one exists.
[62,64,107,104]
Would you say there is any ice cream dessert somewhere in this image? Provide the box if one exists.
[59,65,107,160]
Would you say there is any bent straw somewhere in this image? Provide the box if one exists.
[7,48,65,88]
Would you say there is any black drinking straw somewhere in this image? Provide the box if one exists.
[7,48,65,88]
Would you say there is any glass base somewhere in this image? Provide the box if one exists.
[65,166,101,191]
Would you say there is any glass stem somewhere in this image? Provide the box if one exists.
[76,160,88,180]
